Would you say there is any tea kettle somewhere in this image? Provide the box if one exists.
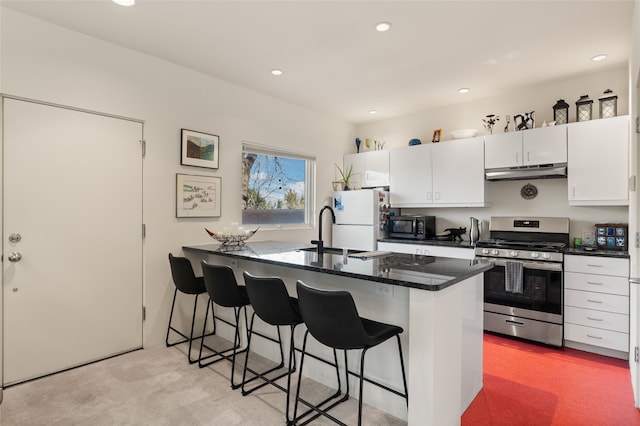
[469,217,482,245]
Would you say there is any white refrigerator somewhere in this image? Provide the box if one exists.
[332,189,389,251]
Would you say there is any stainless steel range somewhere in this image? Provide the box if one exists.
[475,216,570,347]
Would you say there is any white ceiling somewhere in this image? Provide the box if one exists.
[1,0,634,124]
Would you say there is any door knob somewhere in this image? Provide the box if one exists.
[8,252,22,262]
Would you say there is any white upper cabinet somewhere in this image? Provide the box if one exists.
[567,116,629,206]
[484,125,567,169]
[484,132,521,169]
[389,143,432,206]
[343,150,389,188]
[524,125,567,165]
[431,137,486,206]
[389,137,486,207]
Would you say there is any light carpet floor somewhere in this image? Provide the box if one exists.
[0,340,406,426]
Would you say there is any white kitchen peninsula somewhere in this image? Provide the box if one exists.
[184,241,491,425]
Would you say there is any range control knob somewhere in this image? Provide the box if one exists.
[482,248,490,255]
[509,251,519,257]
[491,249,499,256]
[531,252,540,258]
[542,252,551,260]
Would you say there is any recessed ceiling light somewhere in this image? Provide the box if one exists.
[591,54,608,62]
[375,22,391,32]
[113,0,135,6]
[271,69,283,76]
[458,88,470,94]
[368,110,378,115]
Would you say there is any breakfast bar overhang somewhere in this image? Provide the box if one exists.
[183,241,492,425]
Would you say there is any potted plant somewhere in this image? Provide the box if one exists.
[334,163,354,191]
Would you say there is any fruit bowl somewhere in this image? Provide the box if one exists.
[449,129,479,139]
[205,227,259,246]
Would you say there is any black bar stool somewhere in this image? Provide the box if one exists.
[166,253,216,363]
[241,272,304,423]
[199,261,251,389]
[293,280,409,426]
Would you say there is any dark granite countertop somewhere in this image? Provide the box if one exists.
[564,247,630,259]
[183,240,492,291]
[378,238,475,249]
[379,238,630,259]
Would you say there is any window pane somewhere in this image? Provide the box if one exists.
[242,151,308,225]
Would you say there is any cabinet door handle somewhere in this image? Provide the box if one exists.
[516,152,520,163]
[527,151,531,162]
[587,281,603,285]
[587,299,603,304]
[587,334,603,340]
[572,186,576,197]
[586,264,604,268]
[427,192,432,200]
[435,192,440,200]
[587,317,603,322]
[506,319,524,327]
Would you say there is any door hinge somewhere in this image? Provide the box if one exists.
[142,306,146,322]
[142,223,146,239]
[140,139,146,157]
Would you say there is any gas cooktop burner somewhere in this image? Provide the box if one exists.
[476,239,567,252]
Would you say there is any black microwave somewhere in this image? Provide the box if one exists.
[388,215,436,240]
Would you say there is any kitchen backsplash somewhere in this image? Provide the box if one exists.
[400,179,628,242]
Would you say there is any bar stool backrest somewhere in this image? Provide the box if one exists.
[243,272,302,326]
[296,280,369,350]
[168,253,204,295]
[201,261,246,307]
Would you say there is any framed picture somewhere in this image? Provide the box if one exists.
[432,129,442,143]
[181,129,219,169]
[176,173,221,218]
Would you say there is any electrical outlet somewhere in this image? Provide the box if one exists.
[376,284,393,297]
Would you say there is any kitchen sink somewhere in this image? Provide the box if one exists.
[298,246,364,255]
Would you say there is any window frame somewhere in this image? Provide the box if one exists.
[241,141,315,229]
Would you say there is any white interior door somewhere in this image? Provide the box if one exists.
[2,98,143,385]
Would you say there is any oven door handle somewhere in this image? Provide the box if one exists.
[483,258,563,272]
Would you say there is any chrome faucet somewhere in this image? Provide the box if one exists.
[311,205,335,254]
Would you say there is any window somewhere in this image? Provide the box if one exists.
[241,142,315,226]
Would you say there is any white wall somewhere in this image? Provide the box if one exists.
[629,0,640,279]
[356,66,630,240]
[627,0,640,409]
[0,9,354,346]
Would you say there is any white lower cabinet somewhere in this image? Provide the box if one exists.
[564,255,630,358]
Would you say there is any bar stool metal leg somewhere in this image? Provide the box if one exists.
[166,290,215,364]
[291,330,348,426]
[198,300,250,389]
[166,253,215,364]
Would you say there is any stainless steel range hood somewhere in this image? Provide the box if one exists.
[485,163,567,181]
